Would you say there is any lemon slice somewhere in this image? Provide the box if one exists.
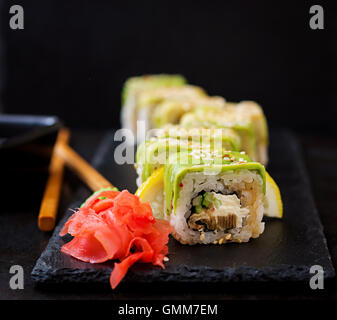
[264,171,283,218]
[136,167,165,219]
[136,167,164,201]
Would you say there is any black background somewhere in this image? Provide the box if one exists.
[1,0,336,133]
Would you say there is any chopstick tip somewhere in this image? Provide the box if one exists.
[38,217,55,232]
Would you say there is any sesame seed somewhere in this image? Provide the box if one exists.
[163,257,169,262]
[219,238,224,245]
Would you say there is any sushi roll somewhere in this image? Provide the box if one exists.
[180,101,268,165]
[164,150,266,245]
[121,74,187,136]
[135,85,206,136]
[151,95,226,128]
[135,126,241,186]
[180,108,257,162]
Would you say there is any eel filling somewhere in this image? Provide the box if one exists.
[188,192,249,232]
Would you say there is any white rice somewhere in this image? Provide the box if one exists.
[137,107,152,143]
[121,95,137,136]
[135,163,143,187]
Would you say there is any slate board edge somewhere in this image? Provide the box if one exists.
[31,264,318,285]
[288,130,335,278]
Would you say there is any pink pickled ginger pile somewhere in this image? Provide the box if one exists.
[60,189,172,289]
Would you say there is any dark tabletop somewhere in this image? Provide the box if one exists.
[1,129,337,300]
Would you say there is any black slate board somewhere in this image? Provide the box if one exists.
[31,130,335,286]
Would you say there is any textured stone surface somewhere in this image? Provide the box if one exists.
[31,130,335,286]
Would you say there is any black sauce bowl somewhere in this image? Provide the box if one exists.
[0,114,62,210]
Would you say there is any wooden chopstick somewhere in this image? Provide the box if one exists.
[38,129,114,231]
[38,128,70,231]
[55,142,114,192]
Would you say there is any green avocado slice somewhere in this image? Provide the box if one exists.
[136,128,242,182]
[121,74,186,106]
[164,150,266,216]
